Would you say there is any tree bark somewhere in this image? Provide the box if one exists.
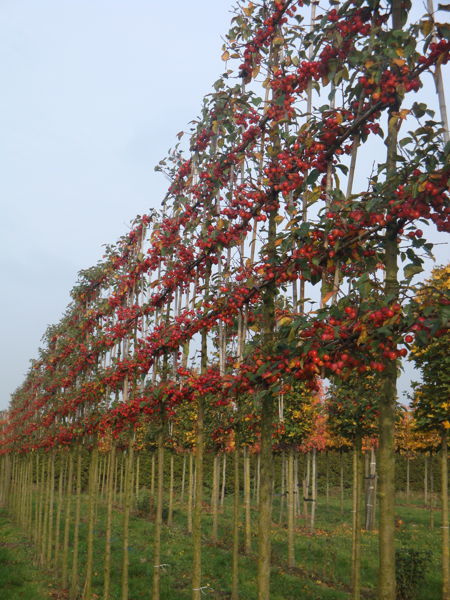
[378,4,403,598]
[152,429,165,600]
[441,430,449,600]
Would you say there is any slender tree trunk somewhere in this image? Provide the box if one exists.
[103,445,115,600]
[257,205,277,600]
[304,452,311,520]
[430,452,435,530]
[192,397,205,600]
[294,454,300,518]
[340,450,345,515]
[287,449,295,568]
[152,429,165,600]
[365,449,376,531]
[150,452,156,515]
[54,454,65,573]
[310,448,317,533]
[244,447,251,554]
[181,454,187,503]
[352,437,364,600]
[62,452,73,589]
[441,430,449,600]
[46,452,55,565]
[83,447,99,600]
[406,457,410,504]
[232,447,240,600]
[188,452,194,532]
[122,445,134,600]
[378,4,402,598]
[135,454,140,500]
[70,447,82,600]
[221,453,227,509]
[168,453,174,527]
[211,454,220,542]
[279,452,286,525]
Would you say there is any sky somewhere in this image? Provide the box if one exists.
[0,1,448,410]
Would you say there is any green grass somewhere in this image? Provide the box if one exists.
[1,490,444,599]
[0,508,54,600]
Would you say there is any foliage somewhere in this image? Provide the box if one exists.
[395,547,431,600]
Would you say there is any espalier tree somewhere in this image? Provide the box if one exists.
[0,2,449,600]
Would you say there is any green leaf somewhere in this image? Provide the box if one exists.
[404,263,424,279]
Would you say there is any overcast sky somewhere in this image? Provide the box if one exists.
[0,1,448,410]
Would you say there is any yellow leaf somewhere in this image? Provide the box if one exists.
[277,316,293,326]
[357,327,368,345]
[243,2,255,16]
[274,215,284,224]
[321,290,335,305]
[221,50,230,61]
[421,20,434,37]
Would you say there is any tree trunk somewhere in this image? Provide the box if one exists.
[221,453,227,509]
[279,452,286,526]
[310,448,317,533]
[406,457,410,504]
[152,429,165,600]
[430,452,435,530]
[211,454,220,542]
[232,447,240,600]
[168,453,174,527]
[352,437,364,600]
[244,448,252,554]
[55,453,65,573]
[365,448,377,531]
[192,396,205,600]
[257,204,277,600]
[441,429,449,600]
[378,4,402,598]
[122,445,134,600]
[103,445,115,600]
[181,454,187,503]
[287,449,295,568]
[83,447,98,600]
[188,452,194,533]
[70,447,82,599]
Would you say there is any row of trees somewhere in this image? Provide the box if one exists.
[0,1,449,599]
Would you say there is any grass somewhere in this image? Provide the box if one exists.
[0,508,56,600]
[0,489,443,599]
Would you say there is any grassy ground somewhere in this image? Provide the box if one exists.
[0,508,56,600]
[0,491,443,599]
